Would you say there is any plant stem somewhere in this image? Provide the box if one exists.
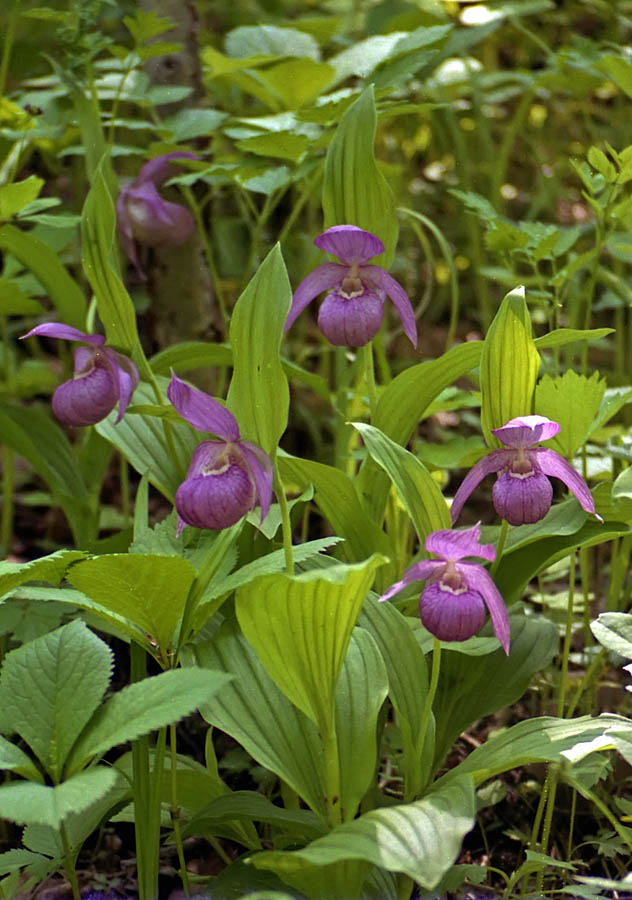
[1,446,14,555]
[535,765,559,895]
[557,551,577,717]
[490,519,510,579]
[130,643,154,900]
[275,468,295,576]
[60,822,81,900]
[363,342,376,416]
[170,723,191,897]
[0,0,20,99]
[323,721,342,827]
[181,184,228,337]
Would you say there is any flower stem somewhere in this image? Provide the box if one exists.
[489,518,510,578]
[275,468,294,576]
[323,721,342,827]
[181,185,228,337]
[363,342,377,416]
[60,821,81,900]
[410,637,441,800]
[557,550,577,717]
[169,723,191,897]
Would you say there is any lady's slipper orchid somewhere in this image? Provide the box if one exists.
[167,373,273,533]
[450,415,602,527]
[21,323,139,427]
[284,225,417,347]
[380,523,510,653]
[116,152,196,276]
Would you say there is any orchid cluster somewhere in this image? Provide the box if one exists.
[25,155,603,657]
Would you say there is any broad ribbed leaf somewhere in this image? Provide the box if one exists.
[150,341,232,375]
[352,423,450,542]
[67,553,196,654]
[480,286,540,447]
[0,620,112,780]
[235,556,385,732]
[432,615,558,772]
[96,380,197,500]
[322,85,397,266]
[0,224,86,327]
[194,618,327,821]
[227,244,291,456]
[533,327,614,349]
[435,715,626,788]
[358,597,431,800]
[0,768,118,828]
[0,736,42,783]
[591,613,632,658]
[183,790,325,842]
[356,341,482,525]
[336,629,388,822]
[278,452,395,589]
[252,776,475,889]
[81,158,139,353]
[67,668,232,774]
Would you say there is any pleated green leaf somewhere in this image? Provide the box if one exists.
[81,157,139,353]
[0,224,86,328]
[227,244,291,456]
[0,768,118,828]
[335,628,388,822]
[358,597,431,800]
[355,341,482,525]
[435,714,627,789]
[194,618,327,821]
[432,614,558,772]
[278,451,396,588]
[352,422,450,543]
[67,668,232,774]
[533,327,614,350]
[67,553,197,655]
[591,612,632,658]
[0,620,112,780]
[235,555,385,732]
[480,286,540,447]
[322,85,397,267]
[251,775,476,889]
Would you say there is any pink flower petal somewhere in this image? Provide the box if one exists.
[284,263,346,332]
[461,563,510,654]
[314,225,384,264]
[426,523,496,563]
[535,448,603,520]
[420,582,486,643]
[317,288,385,346]
[167,373,241,441]
[104,349,140,423]
[378,560,442,602]
[240,441,274,523]
[21,324,105,346]
[492,467,553,525]
[450,450,509,524]
[360,265,417,347]
[492,415,560,448]
[136,151,197,187]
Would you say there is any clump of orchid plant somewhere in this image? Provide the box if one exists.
[116,151,196,277]
[167,374,273,533]
[284,225,417,347]
[451,415,602,527]
[21,324,139,427]
[380,523,510,653]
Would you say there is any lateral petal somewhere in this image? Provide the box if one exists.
[461,563,510,654]
[284,263,346,332]
[378,560,442,602]
[240,441,274,522]
[167,373,241,441]
[21,324,105,346]
[361,265,417,347]
[535,448,602,520]
[450,451,509,523]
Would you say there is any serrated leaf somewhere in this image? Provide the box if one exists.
[236,556,385,733]
[322,85,397,267]
[352,422,450,542]
[480,286,540,447]
[0,736,42,783]
[535,370,606,457]
[67,554,196,656]
[258,59,334,109]
[335,628,388,821]
[0,768,118,828]
[0,550,84,600]
[236,130,309,162]
[251,776,475,890]
[0,224,86,327]
[194,618,328,822]
[0,177,44,220]
[226,25,320,60]
[227,245,291,457]
[66,668,232,774]
[0,620,112,780]
[162,108,228,141]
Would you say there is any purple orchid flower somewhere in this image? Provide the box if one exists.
[284,225,418,347]
[451,415,602,527]
[380,523,510,653]
[21,324,139,427]
[167,373,274,534]
[116,152,196,277]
